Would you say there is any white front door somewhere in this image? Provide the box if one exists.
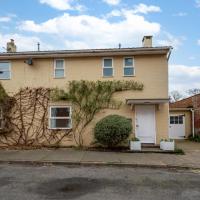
[135,105,156,144]
[169,115,185,139]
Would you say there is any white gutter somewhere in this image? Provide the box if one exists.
[191,109,195,137]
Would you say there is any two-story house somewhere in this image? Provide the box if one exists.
[0,36,171,147]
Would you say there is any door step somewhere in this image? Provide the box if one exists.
[141,143,159,148]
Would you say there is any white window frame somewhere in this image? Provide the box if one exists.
[123,57,135,77]
[54,59,65,79]
[0,61,11,80]
[102,58,114,77]
[49,106,72,130]
[0,107,3,129]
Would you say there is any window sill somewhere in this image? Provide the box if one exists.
[53,77,65,79]
[102,76,114,78]
[123,75,135,77]
[48,127,72,130]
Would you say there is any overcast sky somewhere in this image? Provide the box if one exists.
[0,0,200,93]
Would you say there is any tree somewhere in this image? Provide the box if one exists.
[170,90,183,102]
[187,88,200,96]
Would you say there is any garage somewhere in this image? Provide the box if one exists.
[169,109,192,139]
[169,114,185,139]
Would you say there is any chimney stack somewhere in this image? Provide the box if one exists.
[7,39,17,53]
[142,36,152,47]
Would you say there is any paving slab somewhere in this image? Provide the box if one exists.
[0,149,50,161]
[0,141,199,169]
[81,151,120,163]
[42,149,85,162]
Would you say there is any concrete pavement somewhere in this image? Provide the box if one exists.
[0,140,199,169]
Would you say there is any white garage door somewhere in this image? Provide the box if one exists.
[169,115,185,139]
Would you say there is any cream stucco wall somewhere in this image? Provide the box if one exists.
[0,54,169,146]
[1,55,168,99]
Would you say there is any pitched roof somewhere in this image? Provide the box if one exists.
[170,93,200,109]
[0,46,172,60]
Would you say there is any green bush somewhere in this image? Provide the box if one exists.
[189,134,200,142]
[94,115,132,147]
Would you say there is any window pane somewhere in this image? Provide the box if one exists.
[104,59,112,67]
[0,62,10,70]
[55,69,64,78]
[51,107,70,117]
[103,68,113,77]
[179,116,183,124]
[124,67,134,76]
[125,58,133,67]
[55,60,64,69]
[50,119,71,129]
[170,116,174,124]
[0,71,10,79]
[175,116,179,124]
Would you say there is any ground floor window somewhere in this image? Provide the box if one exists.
[49,106,72,129]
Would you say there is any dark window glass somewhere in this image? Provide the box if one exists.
[103,68,113,77]
[51,107,70,117]
[124,67,134,76]
[170,116,174,124]
[104,59,112,67]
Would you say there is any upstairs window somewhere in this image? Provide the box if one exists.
[54,59,65,78]
[49,106,72,129]
[124,58,134,76]
[0,62,11,80]
[103,58,113,77]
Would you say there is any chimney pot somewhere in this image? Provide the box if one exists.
[7,39,17,53]
[142,36,153,47]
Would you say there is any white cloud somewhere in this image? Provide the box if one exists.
[198,39,200,45]
[196,0,200,7]
[132,3,161,14]
[0,14,16,22]
[103,0,121,6]
[157,33,185,50]
[169,64,200,93]
[105,9,122,18]
[0,33,52,52]
[105,4,161,18]
[19,12,160,49]
[0,16,11,22]
[39,0,83,11]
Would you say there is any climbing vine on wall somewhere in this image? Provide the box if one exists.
[0,87,72,147]
[51,80,144,146]
[0,83,15,136]
[0,80,143,148]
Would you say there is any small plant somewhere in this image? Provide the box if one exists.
[94,115,132,147]
[189,134,200,143]
[130,137,140,141]
[174,148,185,155]
[160,139,174,142]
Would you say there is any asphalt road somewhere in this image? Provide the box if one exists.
[0,164,200,200]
